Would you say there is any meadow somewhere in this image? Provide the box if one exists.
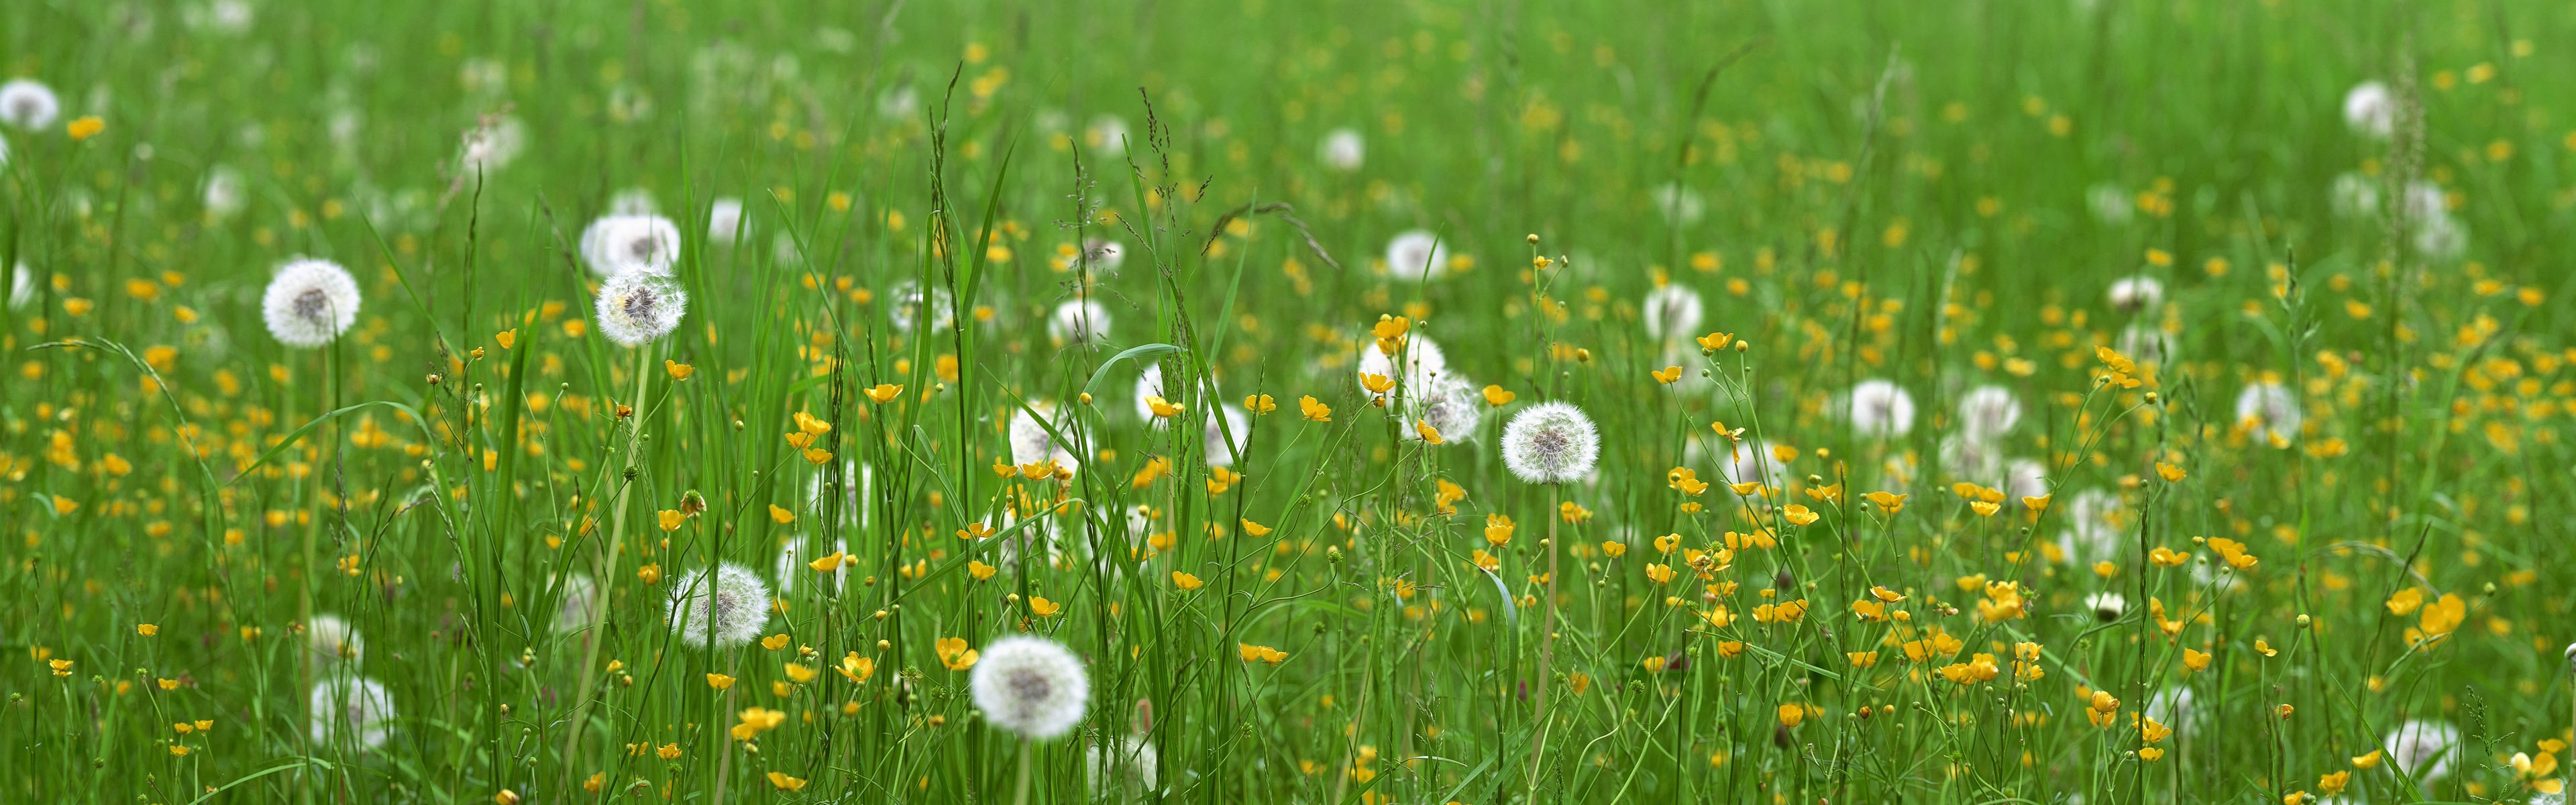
[2,0,2573,802]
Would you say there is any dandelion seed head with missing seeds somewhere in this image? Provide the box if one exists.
[459,115,526,174]
[667,563,772,649]
[0,78,60,131]
[969,635,1091,740]
[1318,127,1364,172]
[1843,379,1916,439]
[1501,401,1599,484]
[1384,229,1449,282]
[594,270,688,346]
[579,213,682,276]
[261,258,362,348]
[888,280,955,332]
[309,677,396,750]
[1405,378,1484,445]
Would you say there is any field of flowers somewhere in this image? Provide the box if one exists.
[3,1,2573,802]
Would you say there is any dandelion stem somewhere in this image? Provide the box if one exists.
[558,345,653,786]
[1013,737,1036,805]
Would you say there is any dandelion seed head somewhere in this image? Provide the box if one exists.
[594,270,688,346]
[2086,183,2133,224]
[1641,284,1704,343]
[1049,299,1112,346]
[2382,720,2461,781]
[1843,380,1916,439]
[708,197,745,243]
[2343,80,2396,139]
[308,677,396,750]
[550,574,604,635]
[1204,404,1249,468]
[307,613,362,666]
[2106,275,2163,313]
[261,258,362,348]
[1955,385,2022,441]
[1009,402,1081,476]
[580,213,682,276]
[2328,172,2379,218]
[458,115,525,174]
[0,78,60,131]
[2054,488,2127,564]
[1385,229,1449,282]
[1319,128,1364,172]
[1355,334,1448,402]
[888,280,955,333]
[2115,324,2171,366]
[1501,401,1599,484]
[1081,239,1125,275]
[1087,736,1159,797]
[667,563,772,649]
[2234,382,2302,446]
[1406,378,1485,444]
[1651,182,1706,224]
[969,635,1091,740]
[773,535,849,594]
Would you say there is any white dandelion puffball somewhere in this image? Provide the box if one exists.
[594,270,688,346]
[1086,115,1131,152]
[1385,229,1449,282]
[2084,592,2126,622]
[1641,284,1705,343]
[2116,324,2171,366]
[666,563,772,649]
[2002,458,2048,503]
[579,213,682,276]
[2234,381,2301,446]
[2382,720,2461,780]
[1938,435,2002,484]
[262,258,362,348]
[1955,385,2022,441]
[773,535,849,594]
[1204,404,1250,468]
[1081,238,1126,275]
[969,635,1091,740]
[307,613,362,666]
[1318,127,1365,172]
[888,280,956,332]
[0,78,60,131]
[1843,379,1917,439]
[1355,334,1449,402]
[2055,488,2128,564]
[459,115,525,174]
[2086,183,2133,224]
[2142,686,2198,739]
[2411,215,2467,262]
[1087,735,1160,798]
[1406,378,1485,444]
[1049,299,1112,346]
[202,166,247,218]
[1651,182,1706,224]
[608,187,657,215]
[1501,401,1600,484]
[2343,80,2396,139]
[550,574,604,635]
[707,197,745,243]
[2106,275,2163,313]
[7,262,33,310]
[2328,172,2379,219]
[1009,402,1081,477]
[1725,439,1785,488]
[308,677,396,750]
[2403,180,2447,221]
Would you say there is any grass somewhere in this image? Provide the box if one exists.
[3,0,2574,802]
